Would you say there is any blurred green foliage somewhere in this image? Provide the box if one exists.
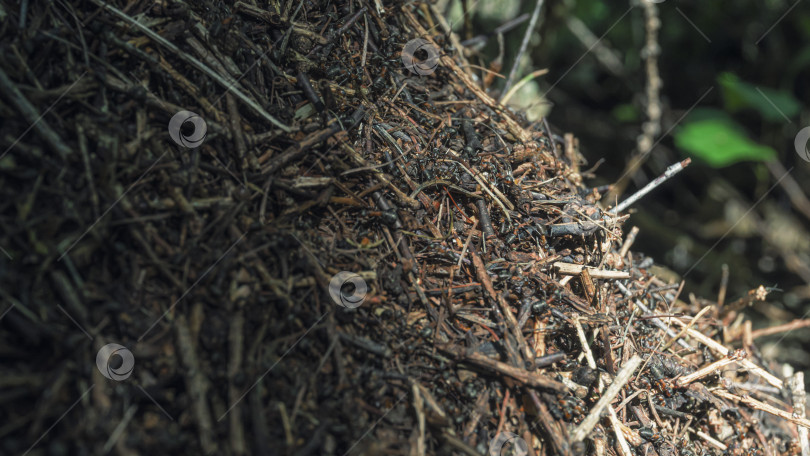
[718,72,801,122]
[674,114,776,167]
[674,72,802,167]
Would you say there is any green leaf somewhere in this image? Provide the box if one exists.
[718,72,801,122]
[611,103,639,123]
[674,118,776,167]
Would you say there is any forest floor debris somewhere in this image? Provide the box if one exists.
[0,1,807,455]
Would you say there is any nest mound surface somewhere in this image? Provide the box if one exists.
[0,1,801,455]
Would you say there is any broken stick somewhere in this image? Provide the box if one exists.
[555,262,631,279]
[571,355,642,442]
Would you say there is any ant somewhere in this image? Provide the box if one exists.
[638,426,664,444]
[650,363,675,398]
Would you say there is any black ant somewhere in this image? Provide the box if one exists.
[639,426,664,444]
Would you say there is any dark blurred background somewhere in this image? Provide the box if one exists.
[442,0,810,370]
